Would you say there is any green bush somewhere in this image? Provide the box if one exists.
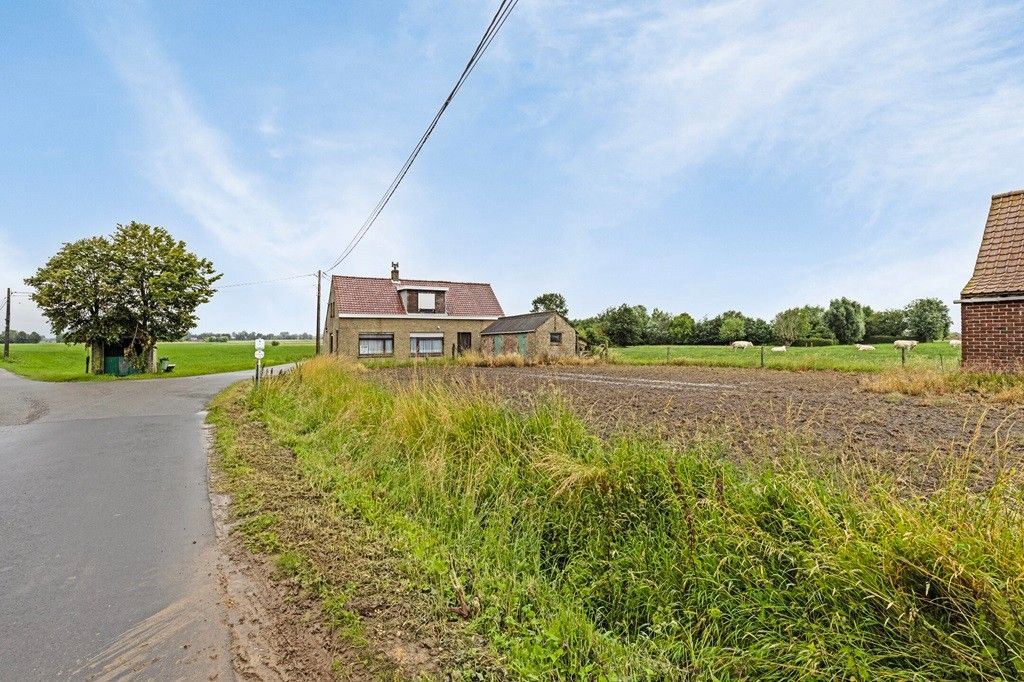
[792,337,837,347]
[271,340,280,346]
[864,335,897,344]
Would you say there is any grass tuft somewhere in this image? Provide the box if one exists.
[244,356,1024,679]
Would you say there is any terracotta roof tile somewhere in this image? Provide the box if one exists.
[961,190,1024,297]
[331,275,503,317]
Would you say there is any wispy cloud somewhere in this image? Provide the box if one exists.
[502,0,1024,311]
[79,3,433,290]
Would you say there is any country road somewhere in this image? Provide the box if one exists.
[0,367,256,680]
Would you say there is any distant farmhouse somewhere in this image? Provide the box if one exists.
[322,263,576,362]
[959,190,1024,370]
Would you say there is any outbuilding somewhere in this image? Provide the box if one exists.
[958,190,1024,371]
[480,311,577,361]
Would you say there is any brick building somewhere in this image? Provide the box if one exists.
[322,263,504,360]
[480,311,578,361]
[958,190,1024,371]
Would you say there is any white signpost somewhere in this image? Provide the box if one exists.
[254,339,265,386]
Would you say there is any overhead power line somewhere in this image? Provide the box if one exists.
[217,272,318,289]
[324,0,518,273]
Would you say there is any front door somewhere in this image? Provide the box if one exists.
[517,333,527,355]
[457,332,472,353]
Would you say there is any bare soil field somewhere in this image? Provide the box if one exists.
[377,364,1024,492]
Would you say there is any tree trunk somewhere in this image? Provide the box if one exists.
[144,342,157,373]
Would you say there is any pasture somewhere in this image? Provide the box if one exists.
[613,341,961,372]
[0,341,315,382]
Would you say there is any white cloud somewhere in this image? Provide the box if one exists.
[503,0,1024,310]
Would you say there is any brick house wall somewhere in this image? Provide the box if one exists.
[961,299,1024,371]
[325,313,494,361]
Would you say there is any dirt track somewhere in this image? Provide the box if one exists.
[378,364,1024,492]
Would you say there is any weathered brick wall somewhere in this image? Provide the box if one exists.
[961,300,1024,371]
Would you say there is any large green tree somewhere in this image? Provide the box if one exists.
[668,313,695,344]
[530,292,568,318]
[823,297,866,344]
[25,236,116,346]
[905,298,951,342]
[27,222,220,372]
[772,307,811,345]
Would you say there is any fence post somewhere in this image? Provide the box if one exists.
[760,345,765,368]
[901,347,906,367]
[666,346,670,362]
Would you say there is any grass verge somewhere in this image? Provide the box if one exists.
[230,356,1024,680]
[863,369,1024,403]
[208,382,498,679]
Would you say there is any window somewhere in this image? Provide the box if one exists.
[417,291,436,312]
[410,333,443,356]
[358,333,393,357]
[550,332,562,344]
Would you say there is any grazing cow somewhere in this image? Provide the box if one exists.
[893,340,918,349]
[855,344,875,351]
[730,340,754,349]
[949,339,962,347]
[770,346,787,352]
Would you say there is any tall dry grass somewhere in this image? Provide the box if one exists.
[864,368,1024,402]
[456,350,599,368]
[246,356,1024,679]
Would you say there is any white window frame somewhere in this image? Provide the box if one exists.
[410,333,444,356]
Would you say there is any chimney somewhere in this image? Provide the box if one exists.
[390,262,400,281]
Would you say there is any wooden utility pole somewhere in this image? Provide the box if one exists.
[315,270,322,355]
[3,287,10,360]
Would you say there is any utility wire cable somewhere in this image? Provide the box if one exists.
[325,0,518,272]
[217,272,318,289]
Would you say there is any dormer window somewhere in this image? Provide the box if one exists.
[417,291,436,312]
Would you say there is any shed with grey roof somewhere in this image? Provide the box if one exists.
[481,311,577,360]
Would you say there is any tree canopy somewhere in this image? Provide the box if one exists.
[26,222,220,371]
[530,293,568,317]
[824,298,866,344]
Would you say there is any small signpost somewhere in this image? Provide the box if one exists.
[255,338,265,386]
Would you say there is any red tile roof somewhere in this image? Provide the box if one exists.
[962,190,1024,298]
[330,275,504,317]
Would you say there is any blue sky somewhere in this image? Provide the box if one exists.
[2,1,1023,334]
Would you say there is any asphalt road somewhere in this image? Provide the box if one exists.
[0,367,256,680]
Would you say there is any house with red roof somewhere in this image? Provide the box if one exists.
[322,263,505,360]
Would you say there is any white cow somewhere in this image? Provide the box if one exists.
[731,340,754,349]
[894,340,918,350]
[855,344,875,351]
[770,346,787,353]
[949,339,962,347]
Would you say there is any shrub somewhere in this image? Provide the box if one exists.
[271,340,280,346]
[863,335,897,344]
[792,337,837,347]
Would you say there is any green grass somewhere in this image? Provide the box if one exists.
[236,356,1024,680]
[0,340,314,381]
[613,341,962,372]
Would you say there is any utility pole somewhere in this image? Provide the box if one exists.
[4,288,10,360]
[315,270,322,355]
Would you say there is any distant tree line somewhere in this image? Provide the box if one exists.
[539,295,953,348]
[184,330,315,342]
[3,329,44,344]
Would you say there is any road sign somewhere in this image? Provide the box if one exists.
[254,338,265,350]
[254,349,265,360]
